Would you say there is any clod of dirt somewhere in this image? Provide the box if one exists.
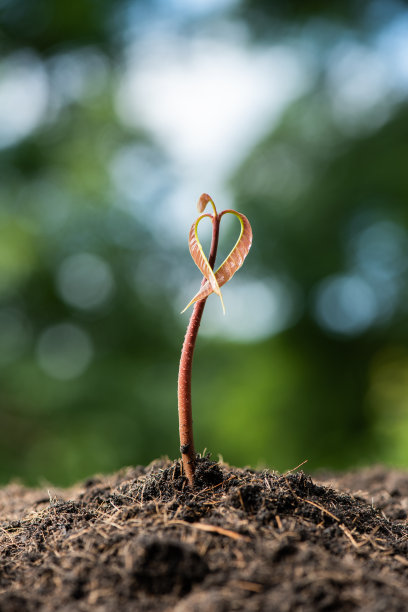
[1,458,408,611]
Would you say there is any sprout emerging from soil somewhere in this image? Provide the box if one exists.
[178,194,252,487]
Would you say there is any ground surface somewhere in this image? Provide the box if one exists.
[1,458,408,611]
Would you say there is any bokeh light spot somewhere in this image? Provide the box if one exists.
[353,220,408,282]
[47,48,108,104]
[56,253,114,311]
[36,323,93,380]
[327,41,392,132]
[198,278,301,342]
[314,274,378,336]
[0,52,48,149]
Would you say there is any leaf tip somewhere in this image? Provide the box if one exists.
[197,193,213,213]
[180,302,191,315]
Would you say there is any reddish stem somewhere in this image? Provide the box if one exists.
[177,213,220,487]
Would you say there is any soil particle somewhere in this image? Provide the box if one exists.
[1,459,408,611]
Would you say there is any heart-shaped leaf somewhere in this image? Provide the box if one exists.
[181,213,225,314]
[182,209,252,312]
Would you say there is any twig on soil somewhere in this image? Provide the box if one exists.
[172,461,179,481]
[237,488,246,511]
[338,523,359,548]
[140,480,146,503]
[229,580,263,592]
[192,475,236,498]
[0,526,14,542]
[284,476,363,549]
[169,519,251,541]
[302,498,340,523]
[275,515,283,531]
[283,459,309,476]
[394,555,408,567]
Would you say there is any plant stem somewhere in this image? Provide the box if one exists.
[178,213,220,487]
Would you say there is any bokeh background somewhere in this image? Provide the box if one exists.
[1,0,408,485]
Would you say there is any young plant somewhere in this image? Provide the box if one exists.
[178,194,252,487]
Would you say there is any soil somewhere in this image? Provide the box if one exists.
[1,457,408,611]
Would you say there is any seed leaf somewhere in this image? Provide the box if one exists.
[181,213,225,314]
[183,209,252,312]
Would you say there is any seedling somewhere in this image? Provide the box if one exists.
[177,194,253,486]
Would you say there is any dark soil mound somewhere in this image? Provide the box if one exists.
[1,458,408,611]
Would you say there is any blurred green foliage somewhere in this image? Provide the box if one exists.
[1,0,408,485]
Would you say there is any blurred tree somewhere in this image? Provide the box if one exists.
[0,0,182,485]
[231,90,408,469]
[0,0,127,54]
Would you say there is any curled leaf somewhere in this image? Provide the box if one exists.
[181,213,225,314]
[197,193,214,213]
[183,209,252,311]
